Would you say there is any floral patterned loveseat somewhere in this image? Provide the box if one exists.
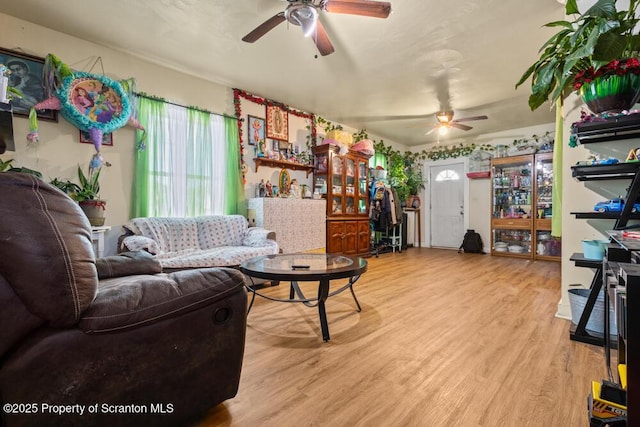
[120,215,278,270]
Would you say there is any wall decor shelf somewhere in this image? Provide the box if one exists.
[253,158,314,177]
[572,162,640,181]
[570,162,640,230]
[571,114,640,144]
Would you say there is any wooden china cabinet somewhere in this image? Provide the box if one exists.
[312,144,371,257]
[490,152,560,260]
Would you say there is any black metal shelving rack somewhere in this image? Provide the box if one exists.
[571,115,640,425]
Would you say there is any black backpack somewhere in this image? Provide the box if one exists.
[458,229,485,254]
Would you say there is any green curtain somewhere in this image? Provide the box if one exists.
[131,96,235,217]
[224,116,242,214]
[551,98,563,237]
[186,108,213,217]
[131,96,165,218]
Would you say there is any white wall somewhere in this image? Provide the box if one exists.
[0,12,404,256]
[0,13,232,254]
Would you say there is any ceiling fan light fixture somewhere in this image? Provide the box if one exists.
[438,125,449,136]
[286,4,319,37]
[436,111,453,124]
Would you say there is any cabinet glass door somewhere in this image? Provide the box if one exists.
[331,157,344,215]
[535,155,553,219]
[345,158,356,214]
[493,228,532,255]
[357,160,368,214]
[492,157,533,219]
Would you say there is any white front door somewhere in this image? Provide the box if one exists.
[430,162,465,248]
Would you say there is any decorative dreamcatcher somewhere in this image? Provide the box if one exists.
[28,54,144,165]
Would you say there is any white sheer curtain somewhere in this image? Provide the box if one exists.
[133,98,227,217]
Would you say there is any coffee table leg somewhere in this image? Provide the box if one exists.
[318,278,331,341]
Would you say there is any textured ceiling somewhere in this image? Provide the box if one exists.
[0,0,563,146]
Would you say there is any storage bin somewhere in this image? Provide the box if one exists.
[581,239,608,260]
[568,288,617,336]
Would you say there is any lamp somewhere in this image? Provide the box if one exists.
[286,4,319,37]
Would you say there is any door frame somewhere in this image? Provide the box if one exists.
[424,157,469,248]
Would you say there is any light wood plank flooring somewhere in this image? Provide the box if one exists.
[196,248,607,427]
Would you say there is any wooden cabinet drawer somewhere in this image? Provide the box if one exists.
[492,218,531,229]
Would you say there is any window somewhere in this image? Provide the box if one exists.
[132,97,241,217]
[435,169,460,181]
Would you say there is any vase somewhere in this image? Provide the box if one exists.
[580,72,640,114]
[79,199,107,226]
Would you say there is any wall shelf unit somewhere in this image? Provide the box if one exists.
[570,162,640,230]
[569,115,640,425]
[253,158,314,177]
[571,114,640,144]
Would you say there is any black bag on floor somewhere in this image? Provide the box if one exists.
[458,229,485,254]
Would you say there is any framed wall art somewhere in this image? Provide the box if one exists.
[80,129,113,147]
[266,104,288,141]
[247,115,265,146]
[0,48,57,121]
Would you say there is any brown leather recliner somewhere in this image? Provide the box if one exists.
[0,172,248,427]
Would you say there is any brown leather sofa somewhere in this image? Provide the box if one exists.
[0,172,248,427]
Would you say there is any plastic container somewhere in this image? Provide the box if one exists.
[581,239,608,260]
[568,288,617,336]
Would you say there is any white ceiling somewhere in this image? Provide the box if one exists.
[0,0,563,147]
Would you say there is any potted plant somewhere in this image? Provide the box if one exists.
[73,165,106,226]
[516,0,640,113]
[405,166,425,208]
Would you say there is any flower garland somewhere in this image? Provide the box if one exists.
[233,89,316,174]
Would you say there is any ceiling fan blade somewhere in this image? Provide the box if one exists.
[453,115,488,123]
[425,126,438,135]
[451,123,473,131]
[242,12,286,43]
[313,19,335,56]
[324,0,392,18]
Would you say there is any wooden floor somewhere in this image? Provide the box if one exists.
[196,248,607,427]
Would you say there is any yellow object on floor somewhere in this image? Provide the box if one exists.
[589,380,627,421]
[618,364,627,389]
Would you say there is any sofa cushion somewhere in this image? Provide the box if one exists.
[128,217,200,253]
[80,267,245,333]
[121,235,161,254]
[197,215,248,248]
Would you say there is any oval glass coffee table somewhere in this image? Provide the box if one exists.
[239,253,368,341]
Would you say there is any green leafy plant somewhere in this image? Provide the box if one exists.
[516,0,640,111]
[73,165,101,202]
[314,116,343,134]
[49,177,80,195]
[0,158,14,172]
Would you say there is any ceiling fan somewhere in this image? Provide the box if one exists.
[242,0,392,56]
[425,110,488,135]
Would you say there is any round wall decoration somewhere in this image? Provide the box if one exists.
[29,54,144,154]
